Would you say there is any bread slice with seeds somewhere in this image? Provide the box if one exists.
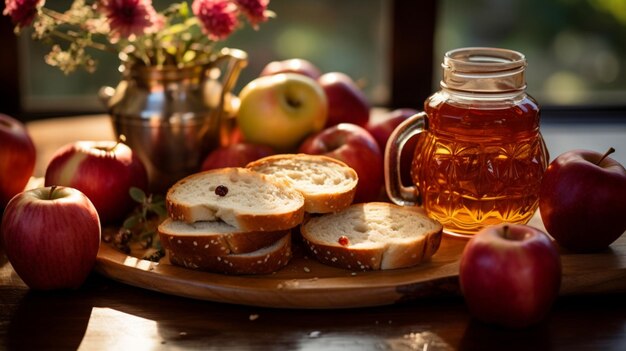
[166,233,292,275]
[247,154,358,214]
[158,217,289,256]
[166,168,305,232]
[300,202,443,270]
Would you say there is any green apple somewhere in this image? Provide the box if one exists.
[237,73,328,151]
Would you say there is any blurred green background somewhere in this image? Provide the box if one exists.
[19,0,626,115]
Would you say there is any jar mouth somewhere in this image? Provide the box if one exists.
[443,47,526,73]
[441,47,527,93]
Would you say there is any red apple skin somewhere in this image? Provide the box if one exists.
[299,123,383,203]
[0,114,36,209]
[1,186,101,290]
[201,143,275,171]
[539,149,626,252]
[460,224,562,329]
[318,72,370,128]
[366,108,419,185]
[44,141,148,224]
[259,58,322,80]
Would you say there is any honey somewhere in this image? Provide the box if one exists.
[413,94,548,236]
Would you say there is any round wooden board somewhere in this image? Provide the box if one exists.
[95,213,626,309]
[94,235,466,309]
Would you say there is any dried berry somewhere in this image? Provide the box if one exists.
[338,235,349,246]
[215,185,229,196]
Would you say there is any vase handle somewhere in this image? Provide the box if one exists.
[213,47,249,96]
[98,86,115,108]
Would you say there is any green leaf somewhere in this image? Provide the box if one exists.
[152,194,165,203]
[182,50,196,63]
[129,187,146,203]
[179,2,190,18]
[123,215,140,229]
[150,204,168,218]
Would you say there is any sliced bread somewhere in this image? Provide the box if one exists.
[158,217,289,255]
[247,154,358,213]
[166,168,305,232]
[300,202,443,270]
[167,233,292,275]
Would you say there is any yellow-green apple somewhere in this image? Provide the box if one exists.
[201,143,275,171]
[539,148,626,252]
[0,114,36,209]
[237,73,328,152]
[44,140,148,224]
[318,72,370,128]
[1,186,101,290]
[299,123,383,203]
[366,108,419,185]
[259,58,322,80]
[460,224,561,328]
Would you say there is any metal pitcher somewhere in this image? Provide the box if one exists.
[100,48,248,193]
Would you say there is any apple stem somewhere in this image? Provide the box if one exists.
[596,147,616,165]
[49,185,58,200]
[109,134,127,152]
[502,225,510,239]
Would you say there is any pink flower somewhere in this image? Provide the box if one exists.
[192,0,239,41]
[234,0,270,27]
[3,0,44,27]
[98,0,163,40]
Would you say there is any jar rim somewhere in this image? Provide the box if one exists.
[443,47,526,73]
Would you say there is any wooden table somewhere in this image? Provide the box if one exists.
[1,114,626,350]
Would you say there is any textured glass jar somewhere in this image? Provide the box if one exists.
[385,47,549,237]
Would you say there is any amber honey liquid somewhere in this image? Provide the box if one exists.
[412,94,549,237]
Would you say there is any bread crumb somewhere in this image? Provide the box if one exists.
[179,331,187,336]
[309,331,321,338]
[249,314,259,321]
[303,267,310,273]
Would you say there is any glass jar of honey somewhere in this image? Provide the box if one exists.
[385,47,549,237]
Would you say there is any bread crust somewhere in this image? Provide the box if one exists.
[166,233,292,275]
[300,203,443,270]
[246,154,358,214]
[158,218,290,255]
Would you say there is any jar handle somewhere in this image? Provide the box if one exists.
[213,47,249,95]
[384,112,427,206]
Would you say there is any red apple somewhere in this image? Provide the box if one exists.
[366,108,419,185]
[259,58,322,80]
[1,186,101,290]
[299,123,383,203]
[539,148,626,252]
[318,72,370,128]
[44,139,148,224]
[459,224,562,329]
[201,143,275,171]
[0,114,36,209]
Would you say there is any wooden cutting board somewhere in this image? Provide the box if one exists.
[95,214,626,309]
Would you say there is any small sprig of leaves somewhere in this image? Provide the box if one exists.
[104,187,167,262]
